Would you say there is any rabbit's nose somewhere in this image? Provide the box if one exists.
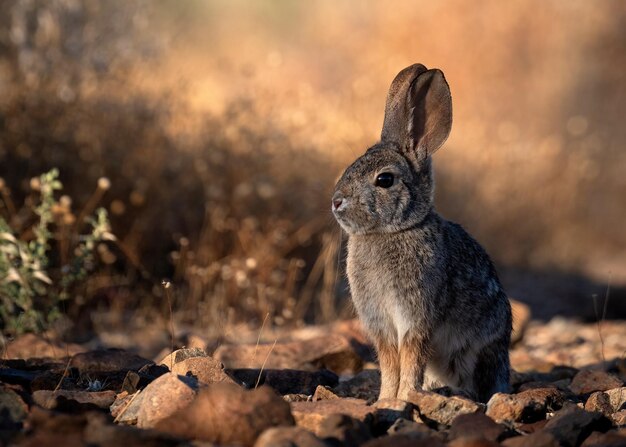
[332,194,344,211]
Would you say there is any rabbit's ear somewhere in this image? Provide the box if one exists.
[381,65,452,160]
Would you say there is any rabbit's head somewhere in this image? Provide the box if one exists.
[332,64,452,235]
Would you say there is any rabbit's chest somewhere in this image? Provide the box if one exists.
[347,238,422,344]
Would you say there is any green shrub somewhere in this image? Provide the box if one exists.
[0,169,113,335]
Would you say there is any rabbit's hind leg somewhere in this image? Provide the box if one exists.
[473,337,511,402]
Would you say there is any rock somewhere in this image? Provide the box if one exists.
[136,373,198,428]
[70,349,153,373]
[317,413,372,446]
[373,398,413,432]
[510,299,531,345]
[613,410,626,427]
[486,388,564,423]
[362,433,445,447]
[584,391,613,417]
[333,369,380,401]
[158,347,207,368]
[290,398,375,435]
[284,394,312,402]
[569,370,623,395]
[313,385,340,401]
[214,335,363,375]
[388,417,437,439]
[501,432,560,447]
[19,406,88,445]
[605,387,626,412]
[171,356,238,385]
[231,368,338,394]
[543,406,612,447]
[84,412,184,447]
[156,383,294,445]
[255,426,329,447]
[449,413,505,442]
[581,429,626,446]
[448,438,500,447]
[407,390,483,427]
[33,389,116,410]
[111,391,144,425]
[5,333,85,359]
[0,384,28,430]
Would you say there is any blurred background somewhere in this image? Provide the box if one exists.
[0,0,624,342]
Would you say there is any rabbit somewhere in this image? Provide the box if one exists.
[331,63,511,403]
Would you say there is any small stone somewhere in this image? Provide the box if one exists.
[158,347,207,368]
[333,369,380,401]
[70,349,153,373]
[291,398,375,435]
[284,394,311,402]
[605,387,626,412]
[388,417,437,439]
[111,391,144,425]
[254,426,329,447]
[407,390,482,427]
[33,389,117,410]
[501,432,560,447]
[171,356,238,385]
[214,335,363,374]
[581,429,626,447]
[136,373,198,428]
[156,383,294,445]
[584,391,613,417]
[362,433,445,446]
[318,413,372,446]
[569,370,623,395]
[449,413,505,442]
[5,333,84,359]
[373,398,413,431]
[486,388,564,423]
[448,437,500,447]
[613,410,626,427]
[0,384,28,429]
[313,385,339,401]
[85,412,183,446]
[543,406,612,447]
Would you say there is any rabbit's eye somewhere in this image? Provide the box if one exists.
[375,172,394,188]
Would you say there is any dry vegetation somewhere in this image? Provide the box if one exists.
[0,1,625,337]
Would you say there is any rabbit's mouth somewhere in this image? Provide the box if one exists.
[333,211,376,235]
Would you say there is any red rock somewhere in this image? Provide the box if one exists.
[569,370,623,395]
[449,413,505,442]
[448,437,500,447]
[486,388,564,423]
[543,406,612,447]
[584,391,613,417]
[362,433,445,446]
[156,383,294,445]
[613,410,626,427]
[136,373,198,428]
[313,385,339,401]
[214,335,363,375]
[33,389,116,410]
[254,426,329,447]
[605,387,626,412]
[171,356,238,385]
[581,429,626,447]
[501,432,560,447]
[5,333,84,359]
[407,390,482,426]
[317,413,372,446]
[290,398,374,435]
